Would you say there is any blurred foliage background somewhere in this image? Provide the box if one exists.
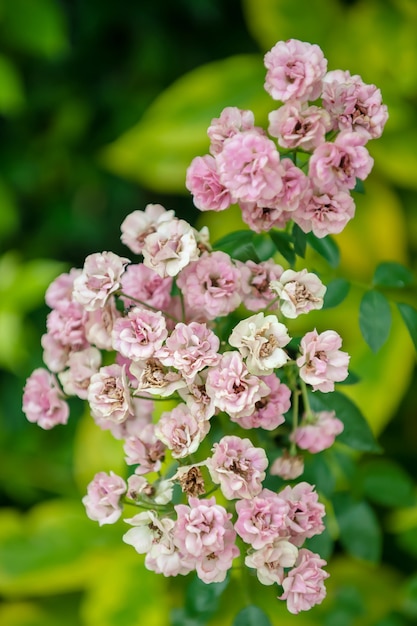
[0,0,417,624]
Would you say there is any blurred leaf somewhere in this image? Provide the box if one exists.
[401,573,417,619]
[0,0,69,58]
[358,459,415,508]
[397,302,417,350]
[213,230,259,262]
[333,493,382,562]
[0,178,19,239]
[232,606,272,626]
[373,262,415,288]
[322,278,350,309]
[359,290,392,352]
[81,547,169,626]
[0,55,25,114]
[309,390,381,453]
[252,233,277,262]
[185,574,230,621]
[268,230,296,266]
[291,224,307,258]
[0,500,121,596]
[306,233,340,268]
[101,54,271,192]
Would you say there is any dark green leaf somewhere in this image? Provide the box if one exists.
[322,278,350,309]
[305,523,334,560]
[268,230,296,266]
[373,262,415,288]
[233,606,272,626]
[333,493,382,562]
[306,233,340,268]
[339,371,361,385]
[353,178,365,193]
[213,230,259,262]
[359,290,392,352]
[303,454,335,498]
[397,302,417,351]
[292,223,307,258]
[308,391,382,453]
[402,573,417,618]
[359,459,416,507]
[185,574,229,620]
[171,608,204,626]
[252,233,277,261]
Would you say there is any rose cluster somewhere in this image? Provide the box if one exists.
[22,38,387,615]
[186,38,387,239]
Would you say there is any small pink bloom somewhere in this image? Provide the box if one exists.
[112,306,167,361]
[322,69,388,139]
[85,298,121,350]
[207,435,268,500]
[228,312,291,375]
[178,371,216,422]
[239,259,284,312]
[291,410,344,453]
[186,154,232,212]
[276,159,312,213]
[240,200,289,233]
[23,368,69,430]
[155,403,210,459]
[279,549,329,614]
[207,106,256,155]
[82,471,126,526]
[58,347,102,399]
[123,423,166,473]
[270,269,326,319]
[264,39,327,102]
[88,364,133,427]
[279,482,326,546]
[245,539,298,586]
[216,130,283,204]
[297,329,350,392]
[235,488,289,549]
[308,131,374,194]
[120,204,175,255]
[270,451,304,480]
[294,188,355,238]
[142,218,199,278]
[120,262,172,310]
[234,374,291,431]
[156,321,220,381]
[130,357,186,397]
[45,269,82,311]
[205,351,270,419]
[73,251,129,311]
[177,251,243,320]
[268,102,331,151]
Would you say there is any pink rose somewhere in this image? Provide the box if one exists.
[82,471,126,526]
[297,329,350,392]
[73,251,130,311]
[291,410,344,453]
[280,549,329,614]
[186,154,231,212]
[207,106,256,155]
[23,368,69,430]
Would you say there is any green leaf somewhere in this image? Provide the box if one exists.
[213,230,259,262]
[359,290,392,352]
[373,262,415,288]
[233,606,272,626]
[0,55,25,115]
[308,391,381,453]
[322,278,350,309]
[358,460,416,508]
[101,54,271,192]
[1,0,69,59]
[291,223,307,258]
[397,302,417,351]
[306,233,340,268]
[333,493,382,562]
[268,230,296,266]
[185,574,229,620]
[252,233,277,261]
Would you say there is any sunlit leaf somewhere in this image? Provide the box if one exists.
[359,290,392,352]
[101,55,271,192]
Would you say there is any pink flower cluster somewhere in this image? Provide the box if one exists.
[186,38,387,239]
[20,36,385,617]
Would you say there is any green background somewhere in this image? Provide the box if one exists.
[0,1,417,624]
